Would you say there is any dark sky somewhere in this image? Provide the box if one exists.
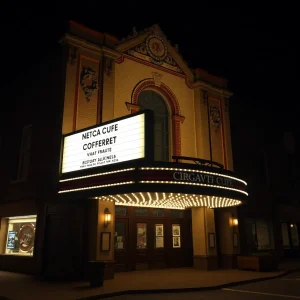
[1,4,298,134]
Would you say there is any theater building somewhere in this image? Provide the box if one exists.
[0,21,247,278]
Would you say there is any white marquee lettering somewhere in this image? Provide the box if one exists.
[173,172,181,180]
[172,171,235,188]
[61,114,145,173]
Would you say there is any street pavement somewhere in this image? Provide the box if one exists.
[110,272,300,300]
[1,263,300,300]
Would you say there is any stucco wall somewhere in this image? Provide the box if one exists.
[62,44,233,168]
[114,57,196,158]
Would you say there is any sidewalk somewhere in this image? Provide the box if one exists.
[1,261,299,300]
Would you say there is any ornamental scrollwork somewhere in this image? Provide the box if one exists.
[152,72,163,86]
[80,66,99,102]
[210,106,221,131]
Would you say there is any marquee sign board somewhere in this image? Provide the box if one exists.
[61,111,153,174]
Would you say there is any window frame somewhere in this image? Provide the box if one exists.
[138,89,171,162]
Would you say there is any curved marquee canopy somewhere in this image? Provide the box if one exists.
[58,162,247,210]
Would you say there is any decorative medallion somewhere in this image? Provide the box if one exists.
[127,35,182,73]
[19,223,35,252]
[146,35,168,62]
[80,66,99,102]
[210,106,221,130]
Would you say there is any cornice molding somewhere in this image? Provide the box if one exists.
[116,32,150,52]
[190,79,233,97]
[60,34,122,60]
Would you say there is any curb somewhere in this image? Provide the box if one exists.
[77,269,300,300]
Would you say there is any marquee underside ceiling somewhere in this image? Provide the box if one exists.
[95,192,242,210]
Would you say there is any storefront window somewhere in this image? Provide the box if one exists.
[256,221,271,250]
[244,219,274,252]
[155,224,164,248]
[4,215,36,256]
[290,224,299,247]
[137,223,147,249]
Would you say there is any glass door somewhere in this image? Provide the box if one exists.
[114,219,129,272]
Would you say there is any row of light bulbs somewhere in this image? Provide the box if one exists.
[96,192,241,209]
[139,180,248,196]
[58,181,134,193]
[59,167,247,188]
[140,167,247,186]
[59,168,135,182]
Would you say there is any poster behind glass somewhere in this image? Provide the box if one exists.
[172,224,180,236]
[137,223,147,249]
[7,231,16,249]
[5,219,36,255]
[155,224,164,248]
[172,236,181,248]
[172,224,181,248]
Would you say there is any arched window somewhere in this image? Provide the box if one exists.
[138,90,169,161]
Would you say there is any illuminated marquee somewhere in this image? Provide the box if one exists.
[61,113,146,173]
[173,171,234,187]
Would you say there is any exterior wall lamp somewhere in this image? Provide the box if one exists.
[104,208,112,227]
[229,217,239,227]
[232,218,239,226]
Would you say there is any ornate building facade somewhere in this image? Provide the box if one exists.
[0,21,248,278]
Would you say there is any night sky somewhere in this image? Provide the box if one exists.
[1,5,298,137]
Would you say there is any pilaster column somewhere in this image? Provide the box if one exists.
[89,199,116,279]
[216,207,240,268]
[192,207,218,270]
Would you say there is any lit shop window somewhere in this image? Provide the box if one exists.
[290,224,299,247]
[245,219,274,251]
[5,216,36,256]
[137,223,147,249]
[172,224,181,248]
[155,224,164,248]
[281,223,299,248]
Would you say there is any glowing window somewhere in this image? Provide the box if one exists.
[3,215,37,256]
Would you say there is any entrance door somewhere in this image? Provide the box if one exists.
[134,219,168,270]
[135,219,150,270]
[115,206,193,271]
[166,220,186,268]
[114,219,129,272]
[150,220,167,269]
